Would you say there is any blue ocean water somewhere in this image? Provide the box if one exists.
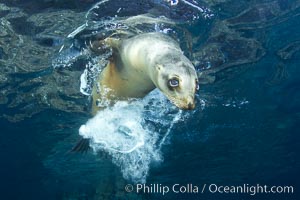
[0,0,299,199]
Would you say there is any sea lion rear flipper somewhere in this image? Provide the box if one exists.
[71,138,91,153]
[104,37,122,49]
[89,34,122,54]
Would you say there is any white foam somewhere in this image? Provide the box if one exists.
[165,0,214,19]
[80,69,90,96]
[79,101,146,153]
[85,0,111,18]
[79,90,182,183]
[67,23,87,38]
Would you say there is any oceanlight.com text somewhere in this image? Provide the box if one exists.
[124,183,294,196]
[207,184,294,195]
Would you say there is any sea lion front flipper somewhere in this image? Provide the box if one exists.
[70,138,91,153]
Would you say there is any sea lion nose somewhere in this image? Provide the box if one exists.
[185,95,195,110]
[187,102,195,110]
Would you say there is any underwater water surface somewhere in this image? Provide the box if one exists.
[0,0,299,199]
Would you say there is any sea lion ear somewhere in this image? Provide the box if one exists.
[156,64,163,71]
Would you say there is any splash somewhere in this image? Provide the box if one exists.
[52,0,210,183]
[165,0,214,19]
[79,90,182,183]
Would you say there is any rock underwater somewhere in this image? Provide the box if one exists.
[1,0,299,122]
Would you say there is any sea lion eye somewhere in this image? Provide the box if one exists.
[168,78,179,88]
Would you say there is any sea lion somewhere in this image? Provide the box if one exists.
[92,32,199,115]
[72,32,199,152]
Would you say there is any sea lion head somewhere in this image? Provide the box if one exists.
[153,57,199,110]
